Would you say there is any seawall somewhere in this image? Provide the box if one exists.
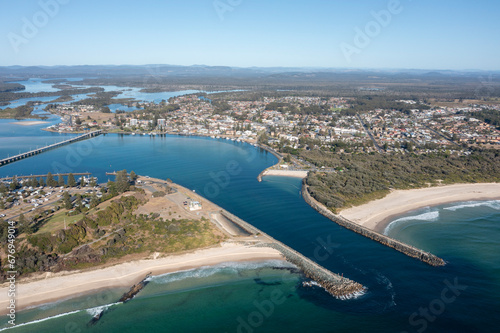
[220,210,365,298]
[301,181,446,267]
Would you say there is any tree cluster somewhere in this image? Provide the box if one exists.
[303,148,500,211]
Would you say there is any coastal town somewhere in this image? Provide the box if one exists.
[43,93,500,157]
[2,0,500,329]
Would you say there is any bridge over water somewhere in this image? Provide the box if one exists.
[0,130,102,167]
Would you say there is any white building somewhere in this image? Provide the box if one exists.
[189,200,202,211]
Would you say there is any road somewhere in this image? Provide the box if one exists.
[356,113,384,153]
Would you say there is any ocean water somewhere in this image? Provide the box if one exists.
[0,132,499,331]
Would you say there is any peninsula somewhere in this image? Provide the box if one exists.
[0,172,364,315]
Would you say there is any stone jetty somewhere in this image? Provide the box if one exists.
[118,272,152,303]
[88,272,151,326]
[220,210,366,298]
[302,181,446,267]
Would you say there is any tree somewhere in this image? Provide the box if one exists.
[63,191,72,210]
[0,182,7,194]
[89,177,97,187]
[39,177,45,187]
[74,194,83,212]
[90,194,100,208]
[67,173,77,187]
[46,172,57,187]
[115,170,130,193]
[58,175,65,187]
[9,176,19,190]
[129,170,138,181]
[18,213,26,224]
[107,181,118,196]
[28,177,38,187]
[258,132,268,145]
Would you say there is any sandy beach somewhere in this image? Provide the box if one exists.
[340,183,500,233]
[263,169,308,178]
[10,121,48,126]
[0,243,283,314]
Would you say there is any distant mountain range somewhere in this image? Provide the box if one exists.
[0,64,498,79]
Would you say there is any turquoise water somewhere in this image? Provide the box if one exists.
[0,131,499,331]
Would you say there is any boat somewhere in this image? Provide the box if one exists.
[132,132,136,135]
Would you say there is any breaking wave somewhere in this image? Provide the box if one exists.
[0,310,81,331]
[151,260,296,285]
[444,200,500,212]
[384,210,439,235]
[85,302,121,317]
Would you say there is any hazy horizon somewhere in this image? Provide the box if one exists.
[1,63,498,74]
[2,0,500,71]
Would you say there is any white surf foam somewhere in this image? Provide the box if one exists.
[0,310,81,331]
[85,302,121,317]
[384,210,439,235]
[151,260,295,285]
[336,288,367,301]
[375,271,396,307]
[444,200,500,212]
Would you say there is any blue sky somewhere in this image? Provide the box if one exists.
[1,0,499,70]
